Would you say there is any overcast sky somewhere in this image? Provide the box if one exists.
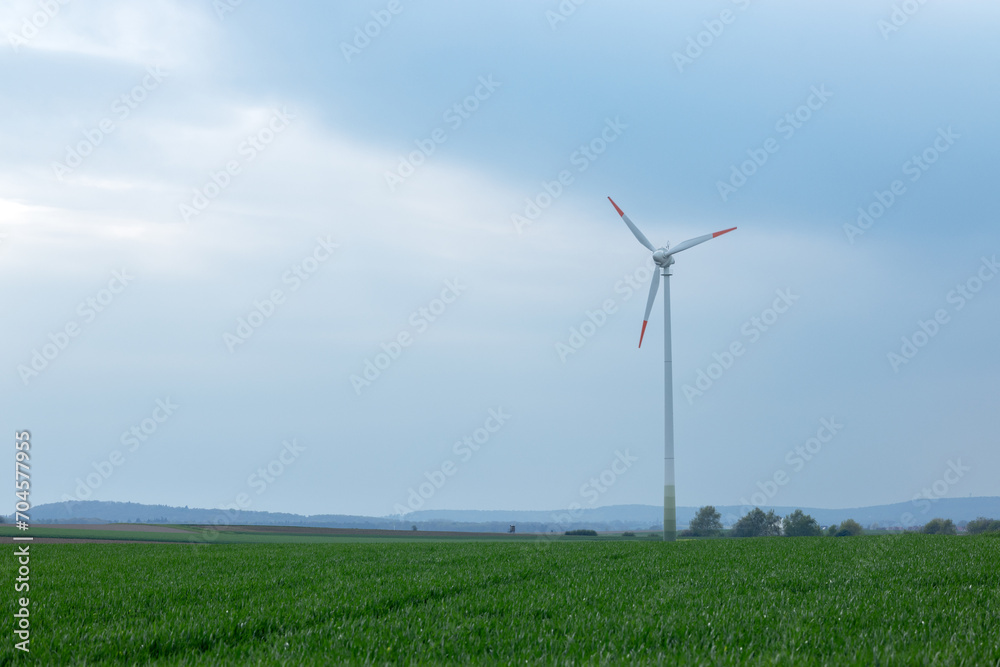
[3,0,998,520]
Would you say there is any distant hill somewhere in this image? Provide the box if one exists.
[27,501,397,530]
[404,504,663,525]
[19,497,1000,532]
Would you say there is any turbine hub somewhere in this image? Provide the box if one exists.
[652,249,673,266]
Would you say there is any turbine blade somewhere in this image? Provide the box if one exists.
[664,227,736,257]
[639,269,659,348]
[608,197,656,252]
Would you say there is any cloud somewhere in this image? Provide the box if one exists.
[2,0,212,67]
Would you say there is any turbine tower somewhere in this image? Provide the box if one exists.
[608,197,735,542]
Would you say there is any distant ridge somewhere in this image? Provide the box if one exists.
[19,497,1000,533]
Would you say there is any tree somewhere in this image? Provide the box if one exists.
[689,505,723,537]
[731,508,781,537]
[783,509,822,537]
[834,519,863,536]
[826,524,838,536]
[922,518,957,535]
[967,517,1000,535]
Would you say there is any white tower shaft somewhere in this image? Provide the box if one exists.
[663,267,675,542]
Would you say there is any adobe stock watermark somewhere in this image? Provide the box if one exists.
[213,0,246,21]
[179,107,295,222]
[683,288,799,403]
[843,127,959,244]
[351,279,466,395]
[193,439,306,547]
[511,116,627,234]
[60,398,179,505]
[738,417,844,510]
[392,408,511,515]
[906,459,970,525]
[223,235,339,352]
[52,65,168,180]
[17,270,134,386]
[340,0,405,63]
[717,85,833,202]
[545,0,587,31]
[858,456,970,569]
[7,0,72,53]
[887,255,997,373]
[536,449,639,547]
[555,258,655,362]
[671,0,752,74]
[384,75,501,192]
[863,457,972,534]
[578,449,639,505]
[878,0,932,40]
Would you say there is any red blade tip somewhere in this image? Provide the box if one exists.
[638,320,648,348]
[713,227,737,238]
[608,197,624,217]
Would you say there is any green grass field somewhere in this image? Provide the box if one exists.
[3,535,998,665]
[0,525,536,544]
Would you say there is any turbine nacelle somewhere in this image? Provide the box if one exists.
[652,249,674,267]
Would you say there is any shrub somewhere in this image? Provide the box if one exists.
[689,506,723,537]
[731,508,781,537]
[835,519,863,537]
[922,518,957,535]
[784,510,822,537]
[967,517,1000,535]
[565,529,598,536]
[622,531,636,538]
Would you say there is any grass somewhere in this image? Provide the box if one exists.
[2,535,998,664]
[0,525,530,544]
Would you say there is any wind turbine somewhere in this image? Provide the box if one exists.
[608,197,735,542]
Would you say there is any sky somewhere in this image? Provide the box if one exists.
[2,0,998,521]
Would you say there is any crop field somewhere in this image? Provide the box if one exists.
[0,524,553,544]
[3,534,999,665]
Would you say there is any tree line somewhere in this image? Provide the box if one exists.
[683,506,999,538]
